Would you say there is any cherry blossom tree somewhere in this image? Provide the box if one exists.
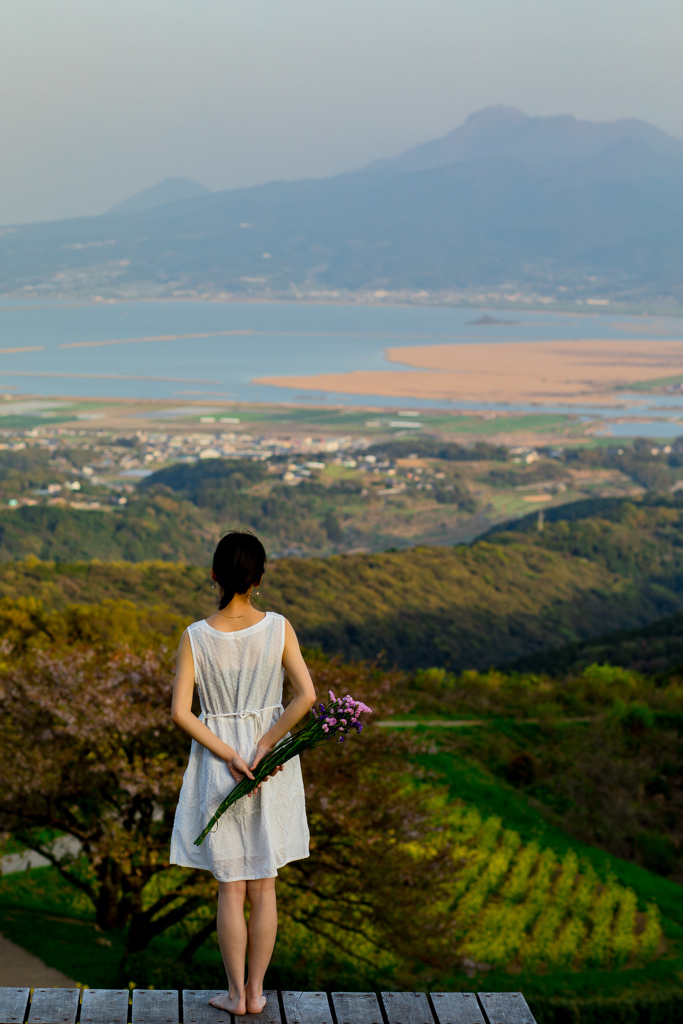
[0,640,456,974]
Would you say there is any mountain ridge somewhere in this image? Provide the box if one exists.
[4,106,683,304]
[367,105,683,174]
[107,176,211,216]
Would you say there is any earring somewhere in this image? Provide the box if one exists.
[211,584,216,589]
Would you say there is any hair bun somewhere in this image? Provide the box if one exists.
[212,530,267,609]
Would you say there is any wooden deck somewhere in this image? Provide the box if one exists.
[0,989,537,1024]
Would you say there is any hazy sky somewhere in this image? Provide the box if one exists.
[2,0,683,225]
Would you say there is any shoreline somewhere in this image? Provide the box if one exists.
[3,291,683,318]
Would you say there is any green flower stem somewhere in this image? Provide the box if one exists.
[193,723,323,846]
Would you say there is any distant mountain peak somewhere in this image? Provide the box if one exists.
[107,177,211,216]
[375,106,683,174]
[464,105,529,126]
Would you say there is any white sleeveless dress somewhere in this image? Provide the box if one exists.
[170,612,310,882]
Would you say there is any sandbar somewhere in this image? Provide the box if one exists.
[255,339,683,404]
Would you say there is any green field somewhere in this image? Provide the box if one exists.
[0,415,76,428]
[431,413,572,434]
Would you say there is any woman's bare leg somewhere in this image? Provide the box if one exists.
[245,877,277,1014]
[209,880,248,1014]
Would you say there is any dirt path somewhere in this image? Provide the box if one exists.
[0,932,76,986]
[377,717,593,727]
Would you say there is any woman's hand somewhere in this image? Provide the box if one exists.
[247,742,284,795]
[226,753,255,785]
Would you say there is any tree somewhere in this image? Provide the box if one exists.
[0,642,210,953]
[0,636,457,978]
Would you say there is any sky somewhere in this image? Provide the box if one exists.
[2,0,683,225]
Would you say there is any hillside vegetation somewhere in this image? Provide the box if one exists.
[0,498,214,564]
[4,495,683,669]
[2,437,682,563]
[403,660,683,881]
[511,611,683,676]
[437,805,660,972]
[0,544,676,671]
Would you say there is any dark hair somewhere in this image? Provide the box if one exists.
[212,530,267,609]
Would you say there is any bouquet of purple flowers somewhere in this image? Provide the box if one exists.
[194,691,372,846]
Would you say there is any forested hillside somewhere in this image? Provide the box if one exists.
[3,437,682,563]
[510,612,683,675]
[493,495,683,588]
[5,493,683,669]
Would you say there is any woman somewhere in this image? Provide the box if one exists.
[170,530,316,1015]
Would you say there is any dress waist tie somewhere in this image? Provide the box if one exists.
[202,704,283,746]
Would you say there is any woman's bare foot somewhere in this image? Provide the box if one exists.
[245,993,267,1015]
[209,992,246,1015]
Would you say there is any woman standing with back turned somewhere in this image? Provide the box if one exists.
[170,531,316,1015]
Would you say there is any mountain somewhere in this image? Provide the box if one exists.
[107,177,211,215]
[370,105,683,174]
[3,107,683,303]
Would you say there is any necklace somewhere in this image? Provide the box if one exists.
[217,606,250,619]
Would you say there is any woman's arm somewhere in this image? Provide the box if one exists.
[251,618,316,771]
[171,630,256,785]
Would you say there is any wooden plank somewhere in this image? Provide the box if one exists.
[80,990,129,1024]
[27,989,80,1024]
[430,993,485,1024]
[476,993,536,1024]
[182,991,231,1024]
[281,992,331,1024]
[382,993,434,1024]
[243,991,281,1024]
[131,991,178,1024]
[0,989,31,1024]
[330,993,382,1024]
